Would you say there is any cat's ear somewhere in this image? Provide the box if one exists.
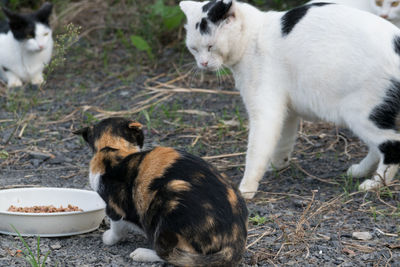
[128,121,144,148]
[2,6,21,22]
[35,2,52,25]
[73,127,91,143]
[208,0,236,24]
[179,1,201,17]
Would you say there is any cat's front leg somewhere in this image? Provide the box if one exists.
[5,71,23,88]
[270,111,299,170]
[102,219,131,245]
[31,73,44,86]
[239,94,287,199]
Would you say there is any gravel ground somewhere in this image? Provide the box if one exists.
[1,1,400,266]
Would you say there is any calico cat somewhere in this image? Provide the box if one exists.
[0,2,53,87]
[180,0,400,198]
[74,117,248,266]
[309,0,400,27]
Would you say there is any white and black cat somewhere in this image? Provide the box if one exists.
[180,0,400,198]
[309,0,400,27]
[0,2,53,87]
[74,117,248,266]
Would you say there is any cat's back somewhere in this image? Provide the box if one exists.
[134,147,247,265]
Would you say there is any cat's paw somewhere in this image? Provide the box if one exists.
[102,229,121,245]
[31,75,44,86]
[359,179,381,191]
[130,248,163,262]
[238,182,258,199]
[347,164,368,178]
[7,79,23,88]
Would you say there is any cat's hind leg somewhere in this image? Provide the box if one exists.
[344,112,400,190]
[270,111,299,170]
[130,248,164,262]
[359,141,400,190]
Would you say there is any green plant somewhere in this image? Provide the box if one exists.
[150,0,185,31]
[340,174,359,196]
[249,214,268,226]
[130,35,154,59]
[11,225,51,267]
[46,23,81,77]
[0,150,9,159]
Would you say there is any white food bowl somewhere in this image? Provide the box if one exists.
[0,187,106,237]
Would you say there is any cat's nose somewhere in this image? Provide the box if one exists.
[201,61,208,67]
[381,14,389,19]
[39,45,44,50]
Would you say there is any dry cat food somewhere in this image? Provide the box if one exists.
[7,204,83,213]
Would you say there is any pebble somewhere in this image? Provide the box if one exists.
[28,151,54,160]
[352,231,373,241]
[50,243,61,250]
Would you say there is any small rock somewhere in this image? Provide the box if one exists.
[352,231,373,241]
[31,159,42,167]
[28,151,54,160]
[50,243,61,250]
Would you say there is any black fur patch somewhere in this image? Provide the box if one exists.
[202,0,216,12]
[195,22,199,29]
[394,35,400,56]
[2,2,52,41]
[0,20,9,34]
[199,18,210,35]
[281,3,332,37]
[206,0,232,23]
[379,140,400,164]
[369,79,400,130]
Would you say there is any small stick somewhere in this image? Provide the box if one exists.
[202,152,246,160]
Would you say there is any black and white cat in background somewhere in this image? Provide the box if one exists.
[180,0,400,198]
[0,2,53,88]
[309,0,400,27]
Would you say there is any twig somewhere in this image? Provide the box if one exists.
[202,152,246,160]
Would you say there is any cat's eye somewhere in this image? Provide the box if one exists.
[26,34,34,39]
[208,45,213,52]
[43,32,49,36]
[392,1,400,7]
[376,0,383,6]
[190,47,198,53]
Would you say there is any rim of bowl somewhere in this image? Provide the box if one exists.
[0,187,105,216]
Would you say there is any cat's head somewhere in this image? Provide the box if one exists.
[371,0,400,22]
[2,2,53,52]
[180,0,243,71]
[73,117,144,155]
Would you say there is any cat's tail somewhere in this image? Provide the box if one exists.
[165,246,242,267]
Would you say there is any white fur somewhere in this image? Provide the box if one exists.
[0,23,53,87]
[181,1,400,198]
[89,171,101,191]
[129,248,164,262]
[103,219,145,245]
[309,0,400,27]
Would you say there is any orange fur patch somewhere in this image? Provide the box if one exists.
[128,122,142,129]
[109,199,126,218]
[176,234,196,254]
[134,147,180,216]
[227,188,238,207]
[95,128,139,155]
[167,180,191,192]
